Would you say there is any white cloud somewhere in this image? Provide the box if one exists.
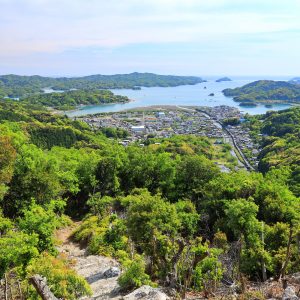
[1,0,300,74]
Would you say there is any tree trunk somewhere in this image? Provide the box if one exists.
[261,221,267,282]
[169,239,186,289]
[30,275,59,300]
[280,227,293,280]
[296,233,300,255]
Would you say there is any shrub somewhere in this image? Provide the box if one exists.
[73,214,128,256]
[118,255,152,291]
[18,203,60,253]
[25,252,92,300]
[193,254,224,292]
[0,231,39,277]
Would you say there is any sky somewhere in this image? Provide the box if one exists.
[1,0,300,77]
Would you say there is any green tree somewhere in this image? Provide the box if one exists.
[18,203,60,253]
[0,135,16,200]
[0,231,39,277]
[3,144,61,216]
[225,199,270,279]
[118,255,152,291]
[175,155,219,200]
[95,156,121,196]
[124,190,200,287]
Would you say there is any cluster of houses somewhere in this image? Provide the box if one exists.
[199,106,259,168]
[195,106,260,169]
[80,108,227,141]
[197,105,242,122]
[225,125,260,167]
[79,105,260,169]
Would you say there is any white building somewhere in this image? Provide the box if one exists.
[131,125,145,133]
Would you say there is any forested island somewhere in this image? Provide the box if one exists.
[216,77,232,82]
[1,97,300,299]
[0,72,205,98]
[23,89,130,110]
[223,80,300,104]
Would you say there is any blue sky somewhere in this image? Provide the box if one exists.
[1,0,300,76]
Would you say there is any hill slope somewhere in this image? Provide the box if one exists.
[223,80,300,104]
[23,89,130,110]
[0,72,205,98]
[246,107,300,196]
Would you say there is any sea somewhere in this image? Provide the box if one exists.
[66,76,292,117]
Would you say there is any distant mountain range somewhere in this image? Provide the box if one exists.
[223,80,300,104]
[0,73,205,98]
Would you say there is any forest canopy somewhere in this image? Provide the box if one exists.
[23,89,130,110]
[223,80,300,104]
[0,99,300,299]
[0,73,205,98]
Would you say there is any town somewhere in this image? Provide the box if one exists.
[77,105,260,169]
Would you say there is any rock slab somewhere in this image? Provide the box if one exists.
[282,286,299,300]
[123,285,169,300]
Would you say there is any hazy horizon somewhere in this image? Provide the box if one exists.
[0,73,295,80]
[1,0,300,76]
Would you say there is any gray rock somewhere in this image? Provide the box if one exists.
[123,285,169,300]
[291,273,300,284]
[103,267,121,278]
[282,286,299,300]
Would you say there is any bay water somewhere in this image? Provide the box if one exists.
[66,76,292,117]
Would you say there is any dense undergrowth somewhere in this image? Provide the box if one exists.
[0,100,300,299]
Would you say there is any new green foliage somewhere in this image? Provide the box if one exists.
[223,80,300,104]
[1,99,300,297]
[23,89,130,110]
[0,73,205,98]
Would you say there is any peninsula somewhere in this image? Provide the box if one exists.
[223,80,300,104]
[23,89,130,110]
[0,72,205,98]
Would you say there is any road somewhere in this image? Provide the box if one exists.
[177,106,254,171]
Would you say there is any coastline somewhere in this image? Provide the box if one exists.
[47,80,295,117]
[48,98,136,115]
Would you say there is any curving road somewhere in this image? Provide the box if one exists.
[177,106,254,171]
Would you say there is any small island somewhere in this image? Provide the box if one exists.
[216,77,232,82]
[223,80,300,104]
[239,102,257,107]
[208,93,215,96]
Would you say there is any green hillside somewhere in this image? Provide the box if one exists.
[23,89,129,110]
[1,100,300,299]
[247,107,300,195]
[0,73,205,98]
[223,80,300,104]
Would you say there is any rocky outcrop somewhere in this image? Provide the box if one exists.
[103,267,121,279]
[122,285,169,300]
[282,286,299,300]
[57,226,122,300]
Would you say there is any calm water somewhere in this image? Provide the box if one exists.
[66,76,291,117]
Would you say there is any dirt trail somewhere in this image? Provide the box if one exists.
[55,224,122,300]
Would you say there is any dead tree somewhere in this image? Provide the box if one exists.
[30,275,59,300]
